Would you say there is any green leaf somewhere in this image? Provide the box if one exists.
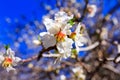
[68,18,75,26]
[71,49,77,58]
[72,49,77,54]
[4,44,10,50]
[38,36,41,41]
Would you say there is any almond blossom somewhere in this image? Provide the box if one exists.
[0,48,21,72]
[72,66,86,80]
[87,4,97,17]
[39,11,91,59]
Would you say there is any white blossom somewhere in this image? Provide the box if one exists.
[87,4,97,17]
[60,74,66,80]
[0,48,21,72]
[72,66,86,80]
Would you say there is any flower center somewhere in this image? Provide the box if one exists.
[70,32,76,40]
[2,57,12,68]
[55,31,66,42]
[87,7,93,14]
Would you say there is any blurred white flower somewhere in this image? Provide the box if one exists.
[87,4,97,17]
[0,48,21,72]
[60,74,66,80]
[100,27,108,40]
[72,66,86,80]
[118,44,120,53]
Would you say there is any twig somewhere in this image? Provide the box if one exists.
[42,54,61,57]
[21,41,99,63]
[22,55,37,63]
[78,41,99,51]
[78,0,88,22]
[37,46,56,60]
[103,64,120,75]
[99,57,114,62]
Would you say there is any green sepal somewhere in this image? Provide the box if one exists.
[68,18,76,26]
[4,44,10,50]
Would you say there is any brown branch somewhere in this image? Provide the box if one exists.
[78,0,88,22]
[103,64,120,75]
[22,55,37,63]
[37,46,56,61]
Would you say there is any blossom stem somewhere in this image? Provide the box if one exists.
[78,41,99,51]
[42,54,61,57]
[78,0,88,22]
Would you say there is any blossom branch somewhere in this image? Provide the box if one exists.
[22,55,37,63]
[42,54,61,57]
[20,41,99,63]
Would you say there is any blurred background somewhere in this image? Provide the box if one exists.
[0,0,120,80]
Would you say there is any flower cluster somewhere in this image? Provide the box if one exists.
[0,48,21,72]
[38,11,89,59]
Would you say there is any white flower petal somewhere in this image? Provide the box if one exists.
[55,11,73,23]
[12,57,22,66]
[60,74,66,80]
[0,54,5,64]
[6,48,15,56]
[74,23,88,47]
[6,66,16,72]
[43,17,60,34]
[57,38,73,59]
[40,33,56,49]
[75,23,82,33]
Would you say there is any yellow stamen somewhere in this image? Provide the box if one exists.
[2,57,12,68]
[80,26,85,36]
[70,32,76,40]
[55,31,66,42]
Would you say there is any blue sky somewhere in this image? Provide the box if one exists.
[0,0,119,57]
